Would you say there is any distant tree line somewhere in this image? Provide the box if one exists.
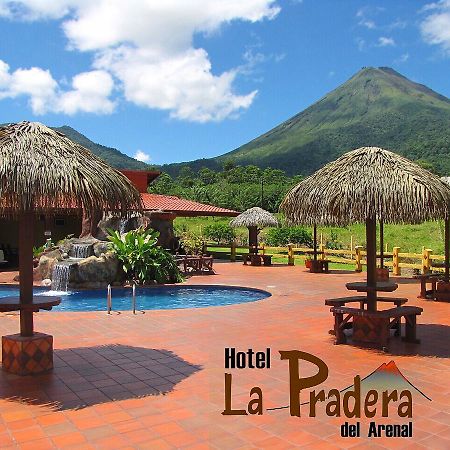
[148,162,303,212]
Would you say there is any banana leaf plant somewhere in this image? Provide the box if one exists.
[107,227,182,284]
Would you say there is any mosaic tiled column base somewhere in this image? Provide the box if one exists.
[352,316,389,348]
[2,332,53,375]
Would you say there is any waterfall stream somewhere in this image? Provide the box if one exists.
[71,243,92,259]
[51,263,71,292]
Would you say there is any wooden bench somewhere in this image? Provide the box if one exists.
[330,305,423,349]
[243,254,273,266]
[415,273,439,299]
[262,255,272,266]
[243,254,261,266]
[177,255,214,274]
[325,296,408,336]
[434,280,450,302]
[325,296,408,309]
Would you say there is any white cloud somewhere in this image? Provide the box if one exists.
[0,59,115,115]
[356,7,378,29]
[0,0,280,121]
[395,52,410,63]
[134,150,151,163]
[377,36,396,47]
[421,0,450,55]
[388,19,407,30]
[356,37,366,51]
[58,70,115,114]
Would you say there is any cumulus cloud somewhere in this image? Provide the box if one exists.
[58,70,115,114]
[134,150,151,163]
[0,0,280,121]
[420,0,450,55]
[0,59,114,114]
[377,36,396,47]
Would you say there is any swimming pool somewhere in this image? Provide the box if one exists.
[0,285,271,312]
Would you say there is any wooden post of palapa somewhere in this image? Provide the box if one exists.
[366,217,377,311]
[230,241,236,262]
[445,218,449,282]
[19,210,34,337]
[248,226,258,254]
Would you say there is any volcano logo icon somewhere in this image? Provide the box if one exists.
[267,359,431,413]
[340,361,431,401]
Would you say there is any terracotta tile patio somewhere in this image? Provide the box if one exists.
[0,263,448,449]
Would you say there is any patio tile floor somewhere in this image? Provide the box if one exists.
[0,263,448,448]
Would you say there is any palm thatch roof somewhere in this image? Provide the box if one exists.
[230,207,278,228]
[0,121,142,216]
[280,147,450,226]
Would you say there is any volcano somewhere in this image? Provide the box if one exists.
[163,67,450,176]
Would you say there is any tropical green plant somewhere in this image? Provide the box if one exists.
[33,245,46,258]
[204,223,235,244]
[107,227,182,284]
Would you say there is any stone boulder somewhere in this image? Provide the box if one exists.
[70,252,121,288]
[96,216,122,240]
[93,241,113,257]
[34,249,63,281]
[96,214,151,240]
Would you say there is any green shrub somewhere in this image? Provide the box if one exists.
[107,228,182,284]
[180,232,204,255]
[265,226,313,247]
[204,223,235,244]
[326,230,343,250]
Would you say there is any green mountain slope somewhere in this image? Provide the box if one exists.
[163,67,450,176]
[0,123,148,169]
[53,126,148,170]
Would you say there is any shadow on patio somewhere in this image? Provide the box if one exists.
[0,344,201,411]
[388,323,450,358]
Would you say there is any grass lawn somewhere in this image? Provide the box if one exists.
[175,216,446,254]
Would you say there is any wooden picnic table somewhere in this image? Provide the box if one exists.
[242,254,272,266]
[325,295,407,309]
[415,273,439,299]
[0,296,61,313]
[325,295,408,336]
[310,259,329,273]
[345,281,398,293]
[325,280,421,349]
[330,304,423,349]
[176,255,214,274]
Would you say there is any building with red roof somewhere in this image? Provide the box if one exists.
[119,170,238,218]
[140,193,237,217]
[0,169,238,257]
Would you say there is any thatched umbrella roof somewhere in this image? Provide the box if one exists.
[281,147,450,313]
[230,207,278,228]
[280,147,450,226]
[0,121,142,339]
[0,121,142,215]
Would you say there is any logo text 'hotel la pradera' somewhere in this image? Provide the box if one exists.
[222,348,431,438]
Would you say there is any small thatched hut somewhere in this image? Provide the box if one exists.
[281,146,450,310]
[0,121,141,374]
[230,207,278,253]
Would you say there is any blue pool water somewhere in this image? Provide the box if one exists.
[0,285,270,312]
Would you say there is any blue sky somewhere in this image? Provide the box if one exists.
[0,0,449,166]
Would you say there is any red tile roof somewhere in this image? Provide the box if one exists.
[140,193,238,217]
